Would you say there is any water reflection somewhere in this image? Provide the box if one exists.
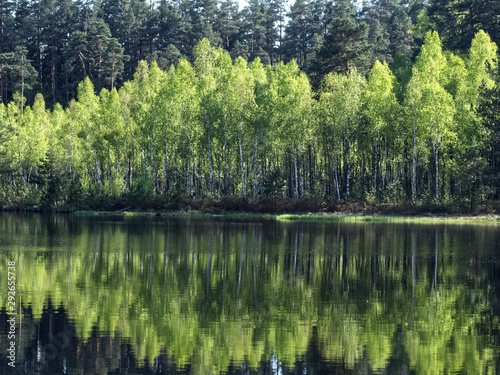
[1,213,500,374]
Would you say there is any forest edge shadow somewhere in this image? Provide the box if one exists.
[1,197,499,224]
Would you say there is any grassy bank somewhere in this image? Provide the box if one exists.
[274,213,500,224]
[66,210,500,225]
[2,196,500,224]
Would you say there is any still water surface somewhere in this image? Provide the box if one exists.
[1,213,500,374]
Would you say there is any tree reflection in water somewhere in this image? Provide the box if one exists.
[0,213,499,374]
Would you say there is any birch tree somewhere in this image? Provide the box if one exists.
[130,61,166,186]
[364,60,398,196]
[168,60,200,196]
[194,39,220,196]
[320,70,365,197]
[406,31,455,201]
[75,78,99,181]
[226,57,255,198]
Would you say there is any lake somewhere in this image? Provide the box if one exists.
[1,213,500,374]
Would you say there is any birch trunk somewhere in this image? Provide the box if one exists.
[434,139,439,202]
[224,126,228,194]
[412,104,417,202]
[383,134,387,195]
[251,124,260,198]
[239,120,245,199]
[346,138,350,197]
[15,120,24,182]
[126,140,130,191]
[150,126,154,181]
[374,142,378,194]
[107,143,111,182]
[300,150,304,197]
[294,145,299,199]
[164,125,168,192]
[70,127,73,176]
[203,109,214,195]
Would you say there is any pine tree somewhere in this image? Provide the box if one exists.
[361,0,413,65]
[308,4,371,86]
[230,40,249,60]
[63,31,90,100]
[283,0,313,66]
[388,1,413,57]
[0,51,13,103]
[429,0,500,53]
[241,0,270,64]
[11,46,37,108]
[479,86,500,199]
[367,18,390,63]
[103,38,128,90]
[0,0,15,53]
[13,0,34,48]
[156,44,183,70]
[125,0,152,74]
[215,0,240,51]
[262,0,283,65]
[87,17,114,90]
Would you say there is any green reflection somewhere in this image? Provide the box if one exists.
[0,214,499,374]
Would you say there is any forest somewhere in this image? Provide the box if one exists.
[0,0,499,212]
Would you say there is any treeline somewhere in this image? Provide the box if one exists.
[0,29,498,212]
[1,0,499,106]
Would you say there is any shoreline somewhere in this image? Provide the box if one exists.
[1,199,499,224]
[65,210,500,224]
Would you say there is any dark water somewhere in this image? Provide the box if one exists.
[1,213,500,374]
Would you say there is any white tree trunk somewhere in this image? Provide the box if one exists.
[346,138,350,197]
[164,125,168,191]
[239,122,245,199]
[294,145,299,199]
[412,104,417,201]
[203,110,214,195]
[150,126,154,181]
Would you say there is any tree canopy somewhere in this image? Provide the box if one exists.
[0,29,498,212]
[1,0,497,107]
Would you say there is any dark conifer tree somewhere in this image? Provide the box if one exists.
[13,0,34,47]
[479,86,500,199]
[262,0,284,65]
[215,0,241,51]
[63,31,89,100]
[0,51,14,103]
[361,0,413,65]
[26,0,80,104]
[429,0,500,53]
[308,0,371,86]
[241,0,270,64]
[283,0,313,66]
[230,39,249,60]
[11,45,38,104]
[389,3,413,57]
[191,0,222,47]
[0,0,15,53]
[86,17,127,91]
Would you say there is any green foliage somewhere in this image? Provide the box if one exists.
[263,168,285,199]
[129,178,155,203]
[308,16,372,86]
[0,34,497,212]
[0,0,497,110]
[40,174,64,209]
[429,0,500,54]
